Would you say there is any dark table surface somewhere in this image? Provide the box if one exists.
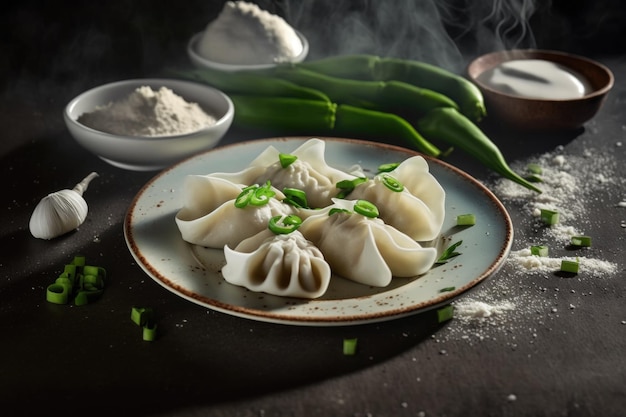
[2,1,625,416]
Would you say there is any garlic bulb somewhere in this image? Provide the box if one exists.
[29,172,99,240]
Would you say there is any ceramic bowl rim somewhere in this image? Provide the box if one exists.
[467,49,615,103]
[64,78,235,141]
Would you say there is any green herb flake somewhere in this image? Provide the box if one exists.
[436,240,463,264]
[278,153,297,168]
[439,286,456,293]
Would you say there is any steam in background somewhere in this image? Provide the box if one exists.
[277,0,542,72]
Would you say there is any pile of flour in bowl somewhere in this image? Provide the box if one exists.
[78,86,216,137]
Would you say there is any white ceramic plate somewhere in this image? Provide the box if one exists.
[124,137,513,326]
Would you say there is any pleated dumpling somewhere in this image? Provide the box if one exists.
[222,229,331,299]
[348,156,445,242]
[298,199,438,287]
[175,176,293,248]
[208,138,356,208]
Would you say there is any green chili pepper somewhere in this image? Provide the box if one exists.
[229,96,442,157]
[268,214,303,234]
[263,65,458,119]
[171,67,331,102]
[416,107,541,193]
[297,54,486,122]
[230,95,337,134]
[334,104,441,157]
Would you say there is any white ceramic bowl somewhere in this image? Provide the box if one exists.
[64,78,234,171]
[187,30,309,71]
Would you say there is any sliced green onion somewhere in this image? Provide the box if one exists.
[437,305,454,323]
[530,245,549,257]
[527,163,543,175]
[456,213,476,226]
[282,187,308,208]
[234,185,257,208]
[570,235,592,247]
[336,177,367,198]
[143,322,158,342]
[329,208,351,216]
[343,338,358,355]
[439,286,456,293]
[131,306,154,327]
[560,258,579,274]
[377,162,400,173]
[354,199,379,218]
[46,283,69,305]
[249,182,276,206]
[540,209,560,225]
[74,289,103,306]
[379,173,404,192]
[279,153,297,168]
[268,214,302,234]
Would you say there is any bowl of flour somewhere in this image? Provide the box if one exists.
[64,78,234,171]
[187,1,309,71]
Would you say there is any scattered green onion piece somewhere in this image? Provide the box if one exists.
[456,213,476,226]
[268,214,303,234]
[249,182,276,206]
[72,256,86,267]
[439,286,456,293]
[437,305,454,323]
[354,199,379,218]
[540,209,560,225]
[46,283,69,305]
[131,306,154,327]
[83,274,104,289]
[343,338,358,356]
[530,245,549,257]
[377,162,400,173]
[143,322,158,342]
[336,177,367,198]
[570,235,592,247]
[379,173,404,192]
[279,153,298,168]
[527,163,543,175]
[436,240,463,264]
[234,185,257,208]
[560,258,580,274]
[282,187,308,208]
[329,208,351,216]
[74,289,103,306]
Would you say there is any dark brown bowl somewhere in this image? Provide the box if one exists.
[467,49,614,131]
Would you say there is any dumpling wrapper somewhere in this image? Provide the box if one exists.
[222,229,331,299]
[207,138,357,208]
[348,155,445,242]
[175,175,292,248]
[298,200,437,287]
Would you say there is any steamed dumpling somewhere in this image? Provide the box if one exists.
[208,138,357,208]
[175,175,293,248]
[298,199,438,287]
[222,229,331,299]
[348,156,445,241]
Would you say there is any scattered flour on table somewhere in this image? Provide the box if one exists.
[78,86,217,137]
[437,144,623,345]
